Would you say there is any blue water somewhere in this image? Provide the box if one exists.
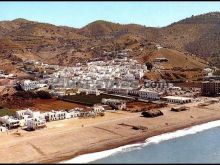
[91,126,220,163]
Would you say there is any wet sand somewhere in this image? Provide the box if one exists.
[0,101,220,163]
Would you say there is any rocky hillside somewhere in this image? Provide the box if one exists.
[2,12,220,74]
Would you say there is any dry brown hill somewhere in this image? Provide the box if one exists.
[2,12,220,76]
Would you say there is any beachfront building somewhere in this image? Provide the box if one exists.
[139,89,160,100]
[27,118,46,130]
[16,109,43,119]
[15,110,27,120]
[93,105,105,113]
[162,96,192,104]
[80,107,94,117]
[65,109,81,119]
[0,116,20,129]
[45,110,66,122]
[16,109,46,127]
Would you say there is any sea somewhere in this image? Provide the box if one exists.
[61,120,220,164]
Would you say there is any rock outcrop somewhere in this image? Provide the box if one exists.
[141,109,163,118]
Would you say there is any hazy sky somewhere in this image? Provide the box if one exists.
[1,1,220,28]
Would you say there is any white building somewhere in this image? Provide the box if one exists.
[65,109,81,119]
[93,105,105,113]
[16,109,43,120]
[0,116,20,129]
[27,118,46,130]
[20,80,38,91]
[163,96,192,104]
[45,110,66,122]
[20,80,47,91]
[139,89,160,100]
[15,110,27,120]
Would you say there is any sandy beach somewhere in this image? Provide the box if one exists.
[0,100,220,163]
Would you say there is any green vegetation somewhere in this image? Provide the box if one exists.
[61,93,128,105]
[15,90,52,99]
[0,108,16,117]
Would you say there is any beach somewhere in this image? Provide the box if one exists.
[0,100,220,163]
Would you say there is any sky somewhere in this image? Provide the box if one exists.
[1,1,220,28]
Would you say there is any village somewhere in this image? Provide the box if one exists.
[0,49,220,134]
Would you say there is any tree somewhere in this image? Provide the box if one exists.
[145,62,153,71]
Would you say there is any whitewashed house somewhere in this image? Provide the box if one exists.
[16,109,46,127]
[20,80,38,91]
[20,80,47,91]
[27,118,46,130]
[25,109,42,119]
[45,110,66,122]
[19,115,30,127]
[93,105,105,113]
[0,116,20,129]
[15,110,28,119]
[65,109,81,119]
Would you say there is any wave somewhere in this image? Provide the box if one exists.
[60,119,220,164]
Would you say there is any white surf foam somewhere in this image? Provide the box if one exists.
[60,119,220,164]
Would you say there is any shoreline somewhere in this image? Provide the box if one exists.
[0,101,220,163]
[62,118,220,163]
[58,117,220,164]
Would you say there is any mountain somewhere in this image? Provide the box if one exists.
[1,12,220,76]
[160,12,220,68]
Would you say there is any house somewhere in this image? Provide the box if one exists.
[0,116,20,129]
[80,107,94,117]
[45,110,66,122]
[24,109,42,119]
[20,80,38,91]
[93,104,105,113]
[27,118,46,130]
[16,109,45,127]
[101,98,126,110]
[139,89,160,100]
[15,110,28,120]
[65,109,81,119]
[162,96,192,104]
[20,80,47,91]
[19,115,30,127]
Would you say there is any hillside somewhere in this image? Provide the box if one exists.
[161,12,220,68]
[2,12,220,76]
